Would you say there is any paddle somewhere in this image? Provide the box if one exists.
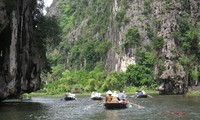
[129,95,136,98]
[147,95,153,98]
[128,102,144,109]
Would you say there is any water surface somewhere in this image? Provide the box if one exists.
[0,95,199,120]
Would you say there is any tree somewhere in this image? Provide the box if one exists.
[125,64,155,87]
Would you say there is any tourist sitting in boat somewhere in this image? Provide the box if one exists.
[95,91,102,97]
[64,92,76,100]
[91,91,103,100]
[66,92,76,98]
[91,92,96,98]
[111,91,119,102]
[135,90,147,98]
[65,92,76,98]
[118,90,128,103]
[105,90,113,103]
[104,90,128,109]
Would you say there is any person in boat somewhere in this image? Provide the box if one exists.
[91,91,102,98]
[95,91,101,97]
[135,90,141,96]
[105,90,113,103]
[91,91,96,98]
[111,91,119,102]
[118,90,128,103]
[136,90,146,97]
[141,90,146,95]
[66,92,76,98]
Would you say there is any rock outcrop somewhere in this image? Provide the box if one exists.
[48,0,200,95]
[0,0,44,101]
[107,0,200,94]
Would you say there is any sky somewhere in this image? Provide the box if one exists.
[44,0,53,7]
[43,0,53,14]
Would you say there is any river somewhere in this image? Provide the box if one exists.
[0,95,199,120]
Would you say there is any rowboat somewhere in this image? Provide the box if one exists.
[104,102,128,109]
[91,96,103,100]
[136,94,148,98]
[64,96,76,101]
[64,93,76,101]
[91,92,103,100]
[135,90,148,98]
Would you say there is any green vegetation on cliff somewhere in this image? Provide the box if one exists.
[37,0,200,96]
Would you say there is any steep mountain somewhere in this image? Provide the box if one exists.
[0,0,44,101]
[48,0,200,94]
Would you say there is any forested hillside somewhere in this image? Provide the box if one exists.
[43,0,200,95]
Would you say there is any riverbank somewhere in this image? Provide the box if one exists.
[22,87,200,98]
[186,86,200,96]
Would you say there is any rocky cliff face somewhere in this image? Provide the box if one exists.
[108,0,200,94]
[0,0,44,101]
[48,0,199,94]
[155,0,200,94]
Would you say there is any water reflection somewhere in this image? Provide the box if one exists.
[0,101,48,120]
[0,96,199,120]
[105,110,119,120]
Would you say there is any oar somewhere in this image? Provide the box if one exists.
[147,95,153,98]
[129,95,136,98]
[128,102,144,109]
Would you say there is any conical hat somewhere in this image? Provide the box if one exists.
[106,90,112,94]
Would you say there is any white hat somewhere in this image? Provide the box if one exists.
[112,91,118,97]
[106,90,112,95]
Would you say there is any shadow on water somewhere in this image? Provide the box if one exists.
[0,98,50,120]
[0,95,199,120]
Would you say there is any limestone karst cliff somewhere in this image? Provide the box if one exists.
[0,0,44,101]
[48,0,200,95]
[108,0,200,94]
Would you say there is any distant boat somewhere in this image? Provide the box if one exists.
[104,102,128,109]
[64,93,76,101]
[135,90,148,98]
[64,96,76,101]
[136,94,148,98]
[91,96,103,100]
[91,92,103,100]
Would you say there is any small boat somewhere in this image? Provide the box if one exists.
[64,96,76,101]
[135,90,148,98]
[91,92,103,100]
[136,94,148,98]
[104,102,128,109]
[64,93,76,101]
[91,96,103,100]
